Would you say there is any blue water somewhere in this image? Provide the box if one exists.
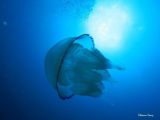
[1,0,160,120]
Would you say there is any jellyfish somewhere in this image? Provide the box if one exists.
[45,34,122,100]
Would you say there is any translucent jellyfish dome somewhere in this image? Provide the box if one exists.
[45,34,122,100]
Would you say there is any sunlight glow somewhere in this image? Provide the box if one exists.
[85,3,131,52]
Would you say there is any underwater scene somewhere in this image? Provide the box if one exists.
[1,0,160,120]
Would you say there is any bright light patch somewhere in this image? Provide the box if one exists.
[85,3,131,52]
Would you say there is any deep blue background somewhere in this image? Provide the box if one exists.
[1,0,160,120]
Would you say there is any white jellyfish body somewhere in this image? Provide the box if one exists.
[45,34,121,100]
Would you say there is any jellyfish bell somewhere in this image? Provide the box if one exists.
[45,34,122,100]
